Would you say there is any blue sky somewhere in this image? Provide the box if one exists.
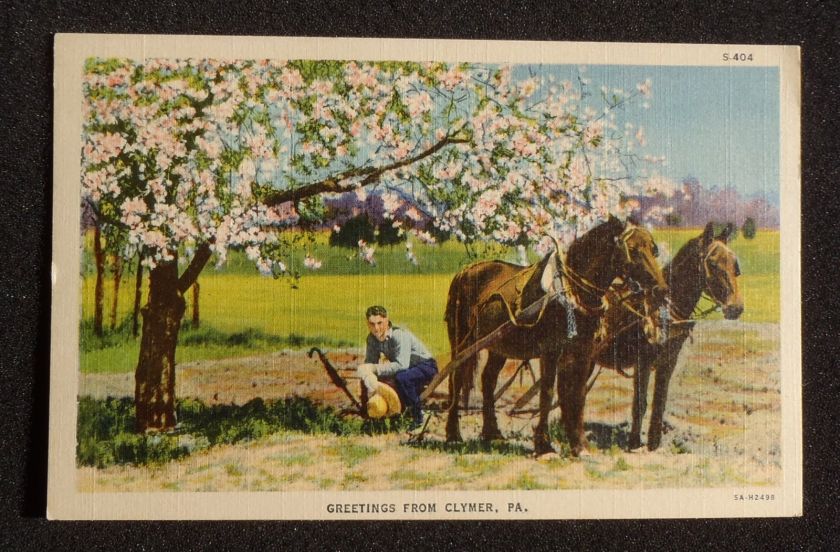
[516,64,780,205]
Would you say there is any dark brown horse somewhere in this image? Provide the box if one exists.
[596,222,743,451]
[444,216,668,456]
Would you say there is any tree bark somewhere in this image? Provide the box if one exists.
[109,253,123,330]
[191,280,200,328]
[134,259,185,432]
[92,224,105,337]
[132,253,144,337]
[134,245,211,432]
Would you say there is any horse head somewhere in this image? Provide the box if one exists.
[609,217,670,344]
[611,216,668,300]
[700,222,744,320]
[540,216,668,343]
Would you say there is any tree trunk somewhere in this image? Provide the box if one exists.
[191,280,200,328]
[109,253,123,330]
[92,224,105,337]
[134,260,185,432]
[131,253,144,337]
[134,244,212,432]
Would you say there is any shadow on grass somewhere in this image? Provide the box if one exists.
[405,419,630,458]
[77,395,408,468]
[584,421,632,451]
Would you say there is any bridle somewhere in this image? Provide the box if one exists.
[693,240,740,319]
[615,225,662,295]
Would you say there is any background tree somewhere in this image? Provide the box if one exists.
[91,217,105,337]
[82,58,668,431]
[130,252,144,337]
[328,214,375,248]
[664,212,683,227]
[742,216,757,239]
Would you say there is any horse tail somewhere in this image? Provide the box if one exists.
[445,270,463,358]
[444,269,478,407]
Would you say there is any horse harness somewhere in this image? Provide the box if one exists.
[591,237,741,385]
[455,226,657,354]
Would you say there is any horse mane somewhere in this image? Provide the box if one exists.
[663,235,701,281]
[663,230,712,320]
[565,216,624,278]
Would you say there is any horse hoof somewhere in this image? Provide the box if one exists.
[536,451,560,462]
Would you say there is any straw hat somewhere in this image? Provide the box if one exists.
[366,382,402,418]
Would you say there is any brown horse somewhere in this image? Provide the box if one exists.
[596,222,744,451]
[444,216,668,456]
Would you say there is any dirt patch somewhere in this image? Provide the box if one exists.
[78,321,781,491]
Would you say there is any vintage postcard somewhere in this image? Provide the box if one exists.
[49,34,801,519]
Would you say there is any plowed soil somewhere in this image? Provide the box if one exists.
[78,321,782,491]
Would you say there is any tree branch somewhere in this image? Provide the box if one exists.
[262,130,470,207]
[85,198,130,231]
[177,242,212,293]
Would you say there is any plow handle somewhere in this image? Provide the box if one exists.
[308,347,363,412]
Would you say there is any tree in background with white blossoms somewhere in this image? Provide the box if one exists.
[82,57,670,431]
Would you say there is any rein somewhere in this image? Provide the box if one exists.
[587,239,735,389]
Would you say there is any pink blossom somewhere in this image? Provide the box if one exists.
[435,160,463,180]
[636,78,653,98]
[392,140,411,160]
[358,239,376,265]
[303,255,323,270]
[414,230,436,245]
[518,78,537,98]
[406,91,432,117]
[635,127,647,147]
[97,132,127,161]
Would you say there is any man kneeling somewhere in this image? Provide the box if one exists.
[357,305,437,431]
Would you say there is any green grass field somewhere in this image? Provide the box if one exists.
[80,228,780,374]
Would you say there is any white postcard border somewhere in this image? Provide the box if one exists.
[48,34,802,520]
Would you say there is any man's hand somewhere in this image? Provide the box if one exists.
[357,363,380,394]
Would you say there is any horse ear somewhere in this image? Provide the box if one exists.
[539,251,559,293]
[717,222,735,243]
[702,222,715,245]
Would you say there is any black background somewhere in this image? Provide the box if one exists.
[1,0,838,549]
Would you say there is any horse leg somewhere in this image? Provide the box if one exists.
[534,352,559,456]
[647,339,685,451]
[445,357,471,443]
[558,351,591,457]
[480,353,506,441]
[629,359,652,450]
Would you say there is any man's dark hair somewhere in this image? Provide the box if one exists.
[365,305,388,318]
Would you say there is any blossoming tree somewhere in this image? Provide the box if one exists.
[82,57,670,431]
